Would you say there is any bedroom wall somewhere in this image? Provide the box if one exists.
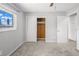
[25,12,66,42]
[0,4,25,56]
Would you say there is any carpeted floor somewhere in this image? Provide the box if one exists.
[11,40,79,56]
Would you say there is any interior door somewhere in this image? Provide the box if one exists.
[37,24,45,38]
[57,16,68,43]
[37,18,45,41]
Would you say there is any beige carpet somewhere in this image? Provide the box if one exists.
[11,40,79,56]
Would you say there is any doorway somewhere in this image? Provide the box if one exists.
[37,18,45,41]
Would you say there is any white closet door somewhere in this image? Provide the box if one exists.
[57,16,68,43]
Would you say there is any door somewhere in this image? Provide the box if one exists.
[37,18,45,41]
[57,16,68,43]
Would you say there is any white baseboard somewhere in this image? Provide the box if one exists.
[7,41,24,56]
[25,40,37,42]
[46,40,56,43]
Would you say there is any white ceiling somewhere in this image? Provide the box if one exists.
[15,3,79,12]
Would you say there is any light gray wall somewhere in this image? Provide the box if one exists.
[0,4,25,56]
[25,12,66,42]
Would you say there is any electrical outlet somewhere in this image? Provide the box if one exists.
[0,50,2,56]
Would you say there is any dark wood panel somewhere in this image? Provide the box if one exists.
[37,18,45,41]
